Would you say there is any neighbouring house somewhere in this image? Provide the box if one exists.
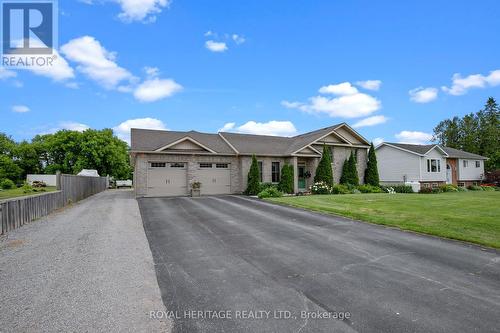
[130,123,371,197]
[375,142,488,188]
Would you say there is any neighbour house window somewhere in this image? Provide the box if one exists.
[170,163,185,168]
[473,181,478,186]
[150,162,166,168]
[463,160,469,168]
[475,161,481,168]
[216,163,229,169]
[432,183,438,188]
[258,161,263,182]
[458,182,465,187]
[199,163,213,168]
[426,159,441,172]
[272,162,280,183]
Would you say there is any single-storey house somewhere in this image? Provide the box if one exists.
[375,142,487,188]
[130,123,371,197]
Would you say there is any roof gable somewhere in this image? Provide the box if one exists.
[155,137,217,154]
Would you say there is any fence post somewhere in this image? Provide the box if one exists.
[56,171,62,191]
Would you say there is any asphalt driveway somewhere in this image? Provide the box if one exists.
[139,195,500,333]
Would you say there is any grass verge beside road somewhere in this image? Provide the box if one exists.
[0,187,57,201]
[268,191,500,248]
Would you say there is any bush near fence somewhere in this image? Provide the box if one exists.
[0,173,107,235]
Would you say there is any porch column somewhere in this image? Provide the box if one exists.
[292,156,299,193]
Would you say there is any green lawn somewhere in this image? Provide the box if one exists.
[0,187,58,201]
[268,191,500,248]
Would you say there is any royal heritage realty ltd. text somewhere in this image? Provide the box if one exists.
[150,310,352,321]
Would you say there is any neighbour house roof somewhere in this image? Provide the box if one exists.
[130,123,371,156]
[380,142,488,160]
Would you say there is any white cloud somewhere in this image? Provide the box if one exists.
[204,30,214,37]
[319,82,358,95]
[144,66,160,78]
[133,78,183,102]
[60,121,90,132]
[395,131,433,144]
[442,69,500,95]
[372,137,384,146]
[283,81,381,118]
[61,36,133,89]
[205,40,228,52]
[219,120,297,137]
[27,50,75,82]
[356,80,382,91]
[113,117,167,143]
[82,0,171,22]
[352,115,388,128]
[232,34,246,45]
[409,87,438,103]
[12,105,30,113]
[218,122,236,132]
[0,67,17,80]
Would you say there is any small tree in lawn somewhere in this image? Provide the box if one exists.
[246,155,260,195]
[279,164,294,194]
[364,143,380,186]
[314,145,333,186]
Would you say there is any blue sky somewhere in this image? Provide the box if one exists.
[1,0,499,145]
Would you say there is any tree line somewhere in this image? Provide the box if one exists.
[0,129,132,185]
[433,97,499,171]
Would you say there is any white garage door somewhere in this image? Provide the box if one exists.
[147,162,187,197]
[194,163,231,195]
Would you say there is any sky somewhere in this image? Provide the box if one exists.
[1,0,500,145]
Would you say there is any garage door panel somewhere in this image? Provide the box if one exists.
[194,163,231,195]
[147,162,187,197]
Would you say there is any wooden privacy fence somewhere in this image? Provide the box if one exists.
[0,174,108,235]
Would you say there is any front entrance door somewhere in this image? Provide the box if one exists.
[298,165,306,190]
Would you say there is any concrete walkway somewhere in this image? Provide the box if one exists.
[0,190,171,333]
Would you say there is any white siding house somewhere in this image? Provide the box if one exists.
[376,143,487,187]
[376,144,420,184]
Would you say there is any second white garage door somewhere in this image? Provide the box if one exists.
[194,163,231,195]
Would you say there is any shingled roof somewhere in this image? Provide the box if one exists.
[130,123,369,156]
[382,143,488,160]
[130,129,236,154]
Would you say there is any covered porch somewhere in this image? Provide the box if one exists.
[291,156,320,193]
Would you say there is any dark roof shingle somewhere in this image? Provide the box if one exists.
[383,142,487,159]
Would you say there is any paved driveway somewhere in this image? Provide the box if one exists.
[0,190,171,333]
[139,195,500,333]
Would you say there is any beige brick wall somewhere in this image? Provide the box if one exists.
[239,156,293,191]
[134,154,240,197]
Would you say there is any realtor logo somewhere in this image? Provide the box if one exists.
[1,0,57,68]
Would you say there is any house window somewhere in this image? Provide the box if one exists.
[473,181,478,186]
[432,183,439,188]
[423,183,430,188]
[463,160,469,168]
[216,163,229,169]
[170,163,185,168]
[458,182,465,187]
[258,161,263,182]
[272,162,280,183]
[150,162,166,168]
[475,161,480,168]
[427,159,441,172]
[329,147,334,163]
[199,163,213,168]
